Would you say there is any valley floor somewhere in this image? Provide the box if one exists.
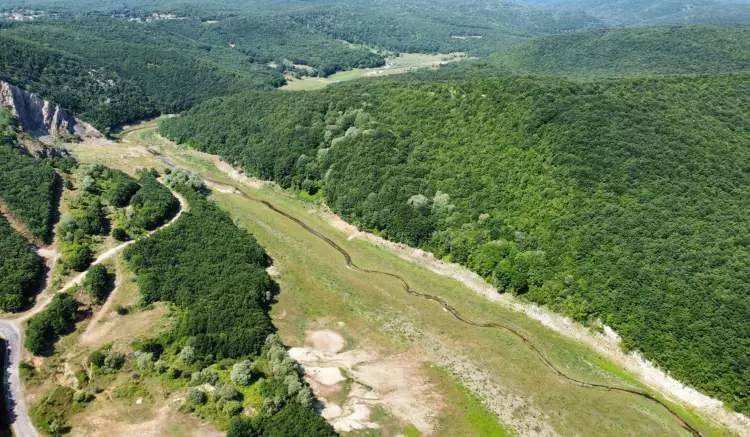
[58,120,743,436]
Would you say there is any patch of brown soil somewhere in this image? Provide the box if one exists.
[71,397,221,437]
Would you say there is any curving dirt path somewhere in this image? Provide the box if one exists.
[0,184,186,437]
[200,176,703,437]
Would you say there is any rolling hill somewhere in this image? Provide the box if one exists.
[489,25,750,76]
[161,71,750,415]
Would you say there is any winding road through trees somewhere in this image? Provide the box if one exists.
[0,185,186,437]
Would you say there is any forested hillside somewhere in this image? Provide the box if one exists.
[0,109,57,242]
[1,0,603,57]
[161,72,750,414]
[0,109,48,312]
[0,216,44,312]
[0,14,384,131]
[522,0,750,26]
[286,0,601,55]
[0,18,285,131]
[488,25,750,76]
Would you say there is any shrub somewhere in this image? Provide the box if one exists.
[223,400,243,416]
[190,368,219,386]
[82,265,113,304]
[64,244,93,272]
[88,350,106,368]
[134,351,155,371]
[29,385,79,436]
[109,180,140,207]
[129,171,179,230]
[186,387,207,405]
[216,383,242,401]
[112,228,130,241]
[72,390,93,403]
[230,360,256,386]
[179,345,196,364]
[102,351,125,373]
[76,200,107,235]
[134,339,164,359]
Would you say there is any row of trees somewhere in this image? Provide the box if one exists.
[161,71,750,413]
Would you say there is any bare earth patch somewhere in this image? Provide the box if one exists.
[289,329,442,434]
[71,397,221,437]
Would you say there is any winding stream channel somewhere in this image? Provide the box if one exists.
[199,174,703,437]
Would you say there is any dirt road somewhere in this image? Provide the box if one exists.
[0,184,186,437]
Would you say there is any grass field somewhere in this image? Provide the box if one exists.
[62,120,731,436]
[281,53,467,91]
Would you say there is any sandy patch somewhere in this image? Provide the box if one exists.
[306,329,345,354]
[290,330,441,434]
[214,160,267,189]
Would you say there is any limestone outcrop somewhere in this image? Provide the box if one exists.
[0,80,100,139]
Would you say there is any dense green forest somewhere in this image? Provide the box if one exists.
[124,178,334,435]
[286,0,600,55]
[161,72,750,414]
[0,33,153,130]
[0,216,44,312]
[0,14,385,130]
[523,0,750,26]
[155,16,385,77]
[124,185,274,361]
[487,25,750,76]
[2,0,603,55]
[0,109,58,242]
[0,19,283,131]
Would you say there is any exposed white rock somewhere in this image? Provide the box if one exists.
[0,80,101,139]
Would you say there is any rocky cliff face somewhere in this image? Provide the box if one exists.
[0,81,100,139]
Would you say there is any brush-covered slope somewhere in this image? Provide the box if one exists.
[161,73,750,413]
[0,108,58,243]
[489,25,750,76]
[0,108,48,311]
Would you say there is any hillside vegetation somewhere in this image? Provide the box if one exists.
[488,25,750,76]
[524,0,750,26]
[0,15,382,131]
[124,180,335,435]
[0,216,44,312]
[0,109,57,242]
[161,72,750,414]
